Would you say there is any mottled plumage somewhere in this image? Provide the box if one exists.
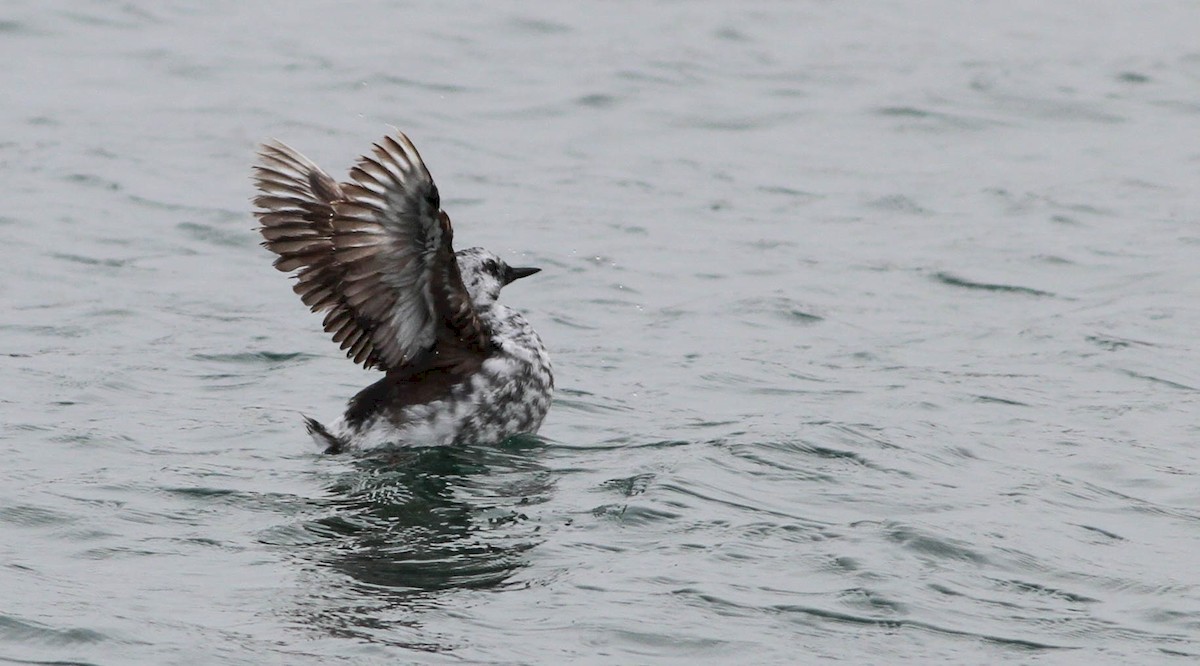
[252,132,552,452]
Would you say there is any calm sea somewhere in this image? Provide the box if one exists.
[2,1,1199,663]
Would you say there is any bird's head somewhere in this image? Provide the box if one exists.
[455,247,540,308]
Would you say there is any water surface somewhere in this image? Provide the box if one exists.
[3,1,1200,663]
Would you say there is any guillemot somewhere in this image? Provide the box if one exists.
[252,132,553,453]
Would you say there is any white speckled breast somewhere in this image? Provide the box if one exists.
[333,305,553,449]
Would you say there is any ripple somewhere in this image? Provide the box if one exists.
[599,473,654,497]
[190,351,320,365]
[933,272,1056,297]
[575,93,618,109]
[0,616,108,647]
[176,221,253,248]
[5,0,1200,662]
[771,603,1074,651]
[875,106,1002,131]
[280,445,553,605]
[1116,369,1199,392]
[0,504,75,528]
[47,253,129,268]
[880,522,990,565]
[868,194,930,215]
[1117,71,1152,84]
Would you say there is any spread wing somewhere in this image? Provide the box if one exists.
[252,132,491,372]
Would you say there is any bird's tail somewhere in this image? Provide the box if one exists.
[304,416,346,454]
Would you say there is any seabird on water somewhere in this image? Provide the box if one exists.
[252,132,553,453]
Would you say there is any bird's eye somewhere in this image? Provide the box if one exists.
[486,260,499,273]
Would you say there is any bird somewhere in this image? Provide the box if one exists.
[251,131,553,453]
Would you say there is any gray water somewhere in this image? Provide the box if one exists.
[3,1,1199,663]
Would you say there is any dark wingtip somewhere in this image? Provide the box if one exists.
[304,416,346,455]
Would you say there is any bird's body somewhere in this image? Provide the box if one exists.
[321,296,552,451]
[252,132,552,452]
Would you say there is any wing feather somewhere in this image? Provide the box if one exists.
[252,132,491,372]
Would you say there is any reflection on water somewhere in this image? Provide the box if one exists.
[277,437,552,645]
[4,0,1200,662]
